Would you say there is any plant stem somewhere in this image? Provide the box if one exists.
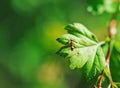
[97,17,117,88]
[97,42,111,88]
[98,70,104,88]
[97,1,119,87]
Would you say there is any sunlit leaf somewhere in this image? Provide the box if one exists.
[56,23,106,79]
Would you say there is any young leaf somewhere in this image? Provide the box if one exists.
[56,23,106,79]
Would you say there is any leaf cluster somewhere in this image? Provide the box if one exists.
[87,0,120,15]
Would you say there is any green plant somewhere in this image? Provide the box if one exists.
[56,0,120,88]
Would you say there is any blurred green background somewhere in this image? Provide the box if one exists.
[0,0,120,88]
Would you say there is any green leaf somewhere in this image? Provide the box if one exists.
[110,44,120,82]
[114,41,120,53]
[64,23,98,42]
[56,23,106,79]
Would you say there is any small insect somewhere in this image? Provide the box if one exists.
[69,39,74,51]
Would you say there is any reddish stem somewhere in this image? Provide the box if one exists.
[98,70,104,88]
[97,19,117,88]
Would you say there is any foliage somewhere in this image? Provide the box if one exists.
[56,0,120,88]
[0,0,120,88]
[87,0,119,14]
